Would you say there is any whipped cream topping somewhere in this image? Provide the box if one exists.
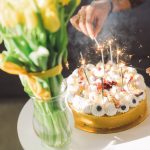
[72,69,79,77]
[67,62,146,117]
[68,84,79,94]
[104,102,118,116]
[67,76,76,85]
[130,97,139,107]
[133,74,147,90]
[72,96,89,112]
[86,64,96,71]
[89,85,97,92]
[83,104,93,114]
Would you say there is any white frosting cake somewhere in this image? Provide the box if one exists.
[67,62,146,117]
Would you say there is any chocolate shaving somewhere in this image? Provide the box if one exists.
[135,92,144,97]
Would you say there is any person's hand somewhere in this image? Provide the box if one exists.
[70,1,111,39]
[146,67,150,76]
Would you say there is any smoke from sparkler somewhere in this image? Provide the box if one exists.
[67,0,150,80]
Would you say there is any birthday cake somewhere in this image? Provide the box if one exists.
[66,62,147,133]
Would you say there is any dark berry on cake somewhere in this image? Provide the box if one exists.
[96,105,102,111]
[121,105,126,110]
[132,99,137,104]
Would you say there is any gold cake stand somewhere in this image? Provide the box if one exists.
[70,89,150,134]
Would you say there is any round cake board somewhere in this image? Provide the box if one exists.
[17,88,150,150]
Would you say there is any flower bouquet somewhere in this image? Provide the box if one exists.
[0,0,80,148]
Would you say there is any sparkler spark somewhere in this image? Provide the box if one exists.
[117,50,121,55]
[129,55,133,59]
[65,62,69,69]
[108,39,113,45]
[139,59,142,63]
[139,44,143,48]
[97,45,104,51]
[93,37,101,49]
[81,59,86,65]
[119,61,126,67]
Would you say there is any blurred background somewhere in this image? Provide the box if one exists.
[0,0,150,149]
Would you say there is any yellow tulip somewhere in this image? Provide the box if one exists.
[41,5,60,32]
[0,1,25,28]
[59,0,70,6]
[1,0,39,28]
[35,1,60,32]
[17,11,25,25]
[76,0,81,6]
[2,10,18,28]
[24,9,38,29]
[35,0,55,9]
[15,1,36,27]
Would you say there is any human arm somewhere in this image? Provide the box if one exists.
[70,0,145,38]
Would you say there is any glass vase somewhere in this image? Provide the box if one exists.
[32,89,72,149]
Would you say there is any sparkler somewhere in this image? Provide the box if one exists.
[108,40,113,63]
[119,62,125,88]
[80,52,90,85]
[117,48,121,64]
[93,37,105,78]
[98,45,105,67]
[93,37,104,65]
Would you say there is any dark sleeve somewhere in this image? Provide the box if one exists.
[129,0,145,8]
